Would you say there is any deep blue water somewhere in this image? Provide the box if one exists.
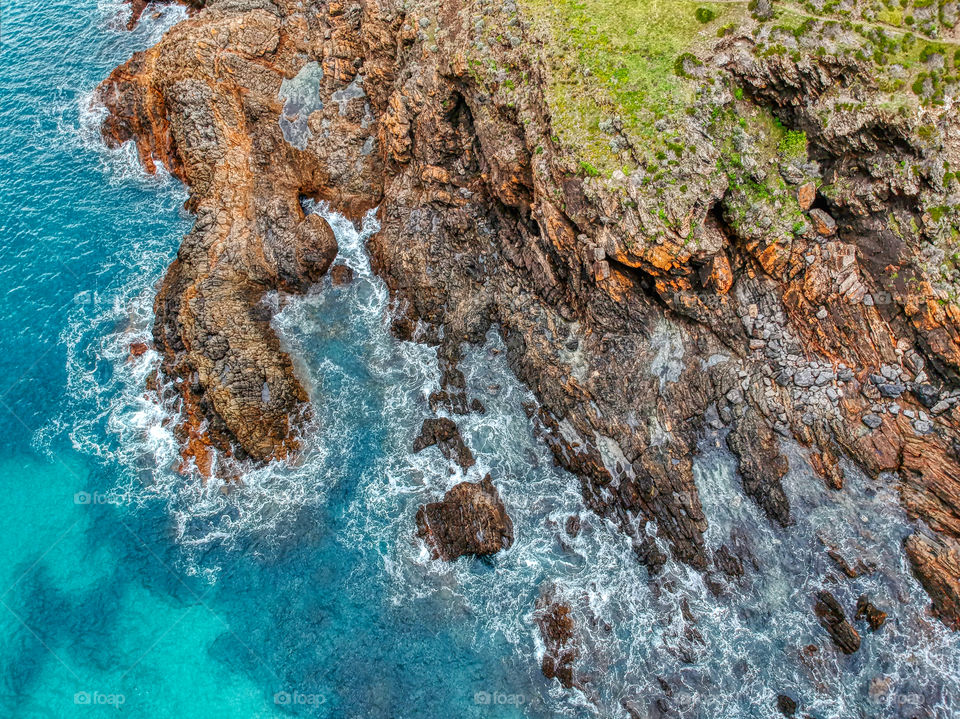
[2,2,960,718]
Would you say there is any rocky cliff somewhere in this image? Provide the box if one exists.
[99,0,960,649]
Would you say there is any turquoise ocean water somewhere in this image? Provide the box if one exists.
[1,2,959,717]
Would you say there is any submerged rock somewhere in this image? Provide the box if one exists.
[415,475,513,561]
[776,693,797,717]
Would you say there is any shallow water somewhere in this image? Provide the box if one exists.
[1,2,959,718]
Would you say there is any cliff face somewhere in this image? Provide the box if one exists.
[99,0,960,631]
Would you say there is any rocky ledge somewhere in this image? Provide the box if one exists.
[100,0,960,638]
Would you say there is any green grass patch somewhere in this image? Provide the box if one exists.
[779,129,808,159]
[518,0,745,172]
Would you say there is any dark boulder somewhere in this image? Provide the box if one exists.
[415,475,513,561]
[776,694,797,717]
[814,591,860,654]
[855,595,887,632]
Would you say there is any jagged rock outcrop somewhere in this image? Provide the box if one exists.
[905,532,960,630]
[414,475,514,561]
[535,586,581,690]
[412,417,475,470]
[99,0,960,631]
[814,590,861,655]
[855,595,887,632]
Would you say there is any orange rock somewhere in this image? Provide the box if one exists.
[129,342,149,358]
[706,252,734,294]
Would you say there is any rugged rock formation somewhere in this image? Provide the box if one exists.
[412,417,475,470]
[414,475,513,561]
[776,694,797,718]
[330,263,354,286]
[535,586,580,690]
[855,595,887,632]
[814,590,861,655]
[905,532,960,629]
[99,0,960,630]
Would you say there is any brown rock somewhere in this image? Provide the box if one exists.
[535,587,580,689]
[855,595,887,631]
[776,694,797,717]
[330,263,354,286]
[809,208,837,236]
[814,591,860,654]
[564,515,581,538]
[412,417,475,469]
[101,0,960,636]
[415,475,513,561]
[905,533,960,629]
[129,342,149,358]
[727,410,791,527]
[706,252,734,295]
[797,182,816,211]
[714,544,744,579]
[809,447,844,490]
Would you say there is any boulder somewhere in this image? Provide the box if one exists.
[797,182,816,210]
[415,475,513,561]
[330,263,354,286]
[855,595,887,631]
[809,208,837,236]
[776,694,797,717]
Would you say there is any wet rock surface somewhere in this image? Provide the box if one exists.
[855,595,887,632]
[330,263,354,286]
[412,417,475,470]
[100,0,960,674]
[776,693,797,717]
[535,586,581,690]
[814,590,861,654]
[905,533,960,630]
[414,475,514,561]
